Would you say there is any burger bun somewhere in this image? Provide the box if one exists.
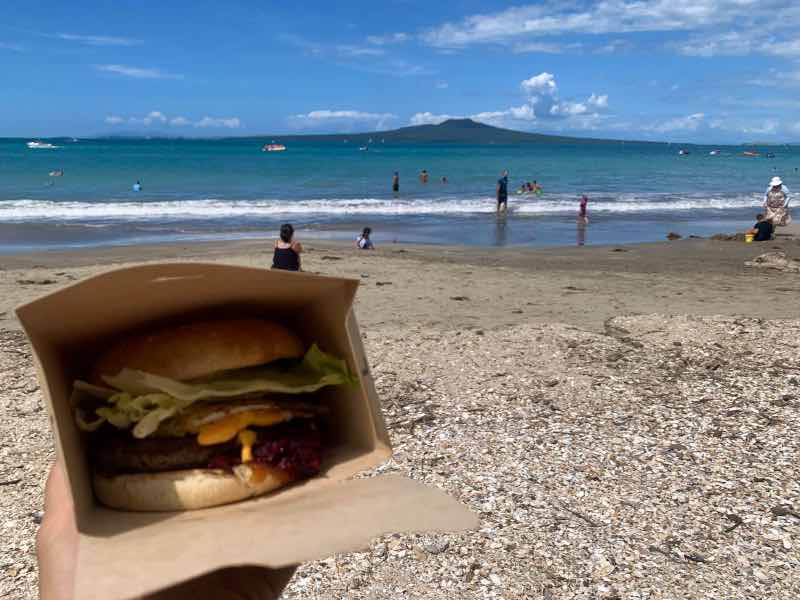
[93,465,294,512]
[91,318,305,385]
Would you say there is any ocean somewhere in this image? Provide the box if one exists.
[0,137,796,252]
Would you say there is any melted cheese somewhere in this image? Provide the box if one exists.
[196,408,292,446]
[238,429,257,463]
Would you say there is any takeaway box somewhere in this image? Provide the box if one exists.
[16,263,477,600]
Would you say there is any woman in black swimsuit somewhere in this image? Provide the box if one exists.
[272,223,303,271]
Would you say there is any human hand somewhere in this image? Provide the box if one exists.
[37,462,296,600]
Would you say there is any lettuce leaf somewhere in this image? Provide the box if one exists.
[75,345,357,438]
[102,344,357,401]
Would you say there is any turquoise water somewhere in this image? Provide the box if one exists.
[0,137,796,251]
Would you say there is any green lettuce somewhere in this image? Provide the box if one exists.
[75,344,357,438]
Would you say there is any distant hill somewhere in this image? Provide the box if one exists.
[243,119,656,145]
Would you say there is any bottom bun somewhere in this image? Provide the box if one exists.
[93,466,294,512]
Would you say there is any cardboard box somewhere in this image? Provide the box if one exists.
[16,263,477,599]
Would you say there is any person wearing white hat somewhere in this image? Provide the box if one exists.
[764,176,791,226]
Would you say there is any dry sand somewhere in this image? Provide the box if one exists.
[2,232,800,599]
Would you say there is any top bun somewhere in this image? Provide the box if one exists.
[91,318,305,384]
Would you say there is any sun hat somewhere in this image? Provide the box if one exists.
[770,176,783,187]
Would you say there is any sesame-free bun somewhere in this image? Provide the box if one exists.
[91,318,305,385]
[93,465,294,512]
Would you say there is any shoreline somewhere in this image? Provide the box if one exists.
[2,230,800,334]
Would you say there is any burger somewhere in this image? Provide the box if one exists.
[71,318,356,512]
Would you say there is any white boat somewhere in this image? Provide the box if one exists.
[709,150,720,155]
[262,143,286,152]
[678,149,690,155]
[27,141,58,149]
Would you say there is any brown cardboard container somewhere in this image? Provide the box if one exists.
[16,262,477,600]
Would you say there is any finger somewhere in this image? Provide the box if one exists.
[42,462,74,527]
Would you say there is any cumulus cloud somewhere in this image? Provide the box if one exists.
[169,116,191,126]
[95,64,183,79]
[411,72,608,130]
[521,72,557,95]
[104,115,125,125]
[290,109,397,130]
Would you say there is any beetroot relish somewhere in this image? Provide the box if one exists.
[207,420,323,477]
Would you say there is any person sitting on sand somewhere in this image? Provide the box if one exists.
[272,223,303,271]
[356,227,374,250]
[747,213,774,242]
[764,176,791,226]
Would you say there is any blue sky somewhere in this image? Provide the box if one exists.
[2,0,799,142]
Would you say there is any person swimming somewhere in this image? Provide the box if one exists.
[132,180,142,192]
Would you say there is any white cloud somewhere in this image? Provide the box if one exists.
[521,72,557,95]
[435,81,449,89]
[419,1,778,48]
[291,110,396,130]
[409,112,460,126]
[513,42,581,54]
[194,116,241,129]
[366,32,409,45]
[647,113,705,133]
[594,39,634,54]
[95,64,183,79]
[105,112,240,129]
[336,44,385,57]
[56,33,138,46]
[588,94,609,109]
[710,118,780,135]
[280,34,430,77]
[411,72,609,131]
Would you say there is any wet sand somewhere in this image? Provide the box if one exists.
[2,229,800,333]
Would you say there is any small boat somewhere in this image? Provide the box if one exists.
[766,152,775,158]
[742,151,760,157]
[27,141,57,149]
[678,149,690,155]
[359,146,369,151]
[49,169,64,177]
[709,150,720,156]
[262,143,286,152]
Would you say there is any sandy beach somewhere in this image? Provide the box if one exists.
[2,230,800,599]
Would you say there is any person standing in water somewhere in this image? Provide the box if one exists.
[392,171,400,194]
[578,194,589,224]
[132,180,142,192]
[271,223,303,271]
[496,170,509,213]
[420,169,429,184]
